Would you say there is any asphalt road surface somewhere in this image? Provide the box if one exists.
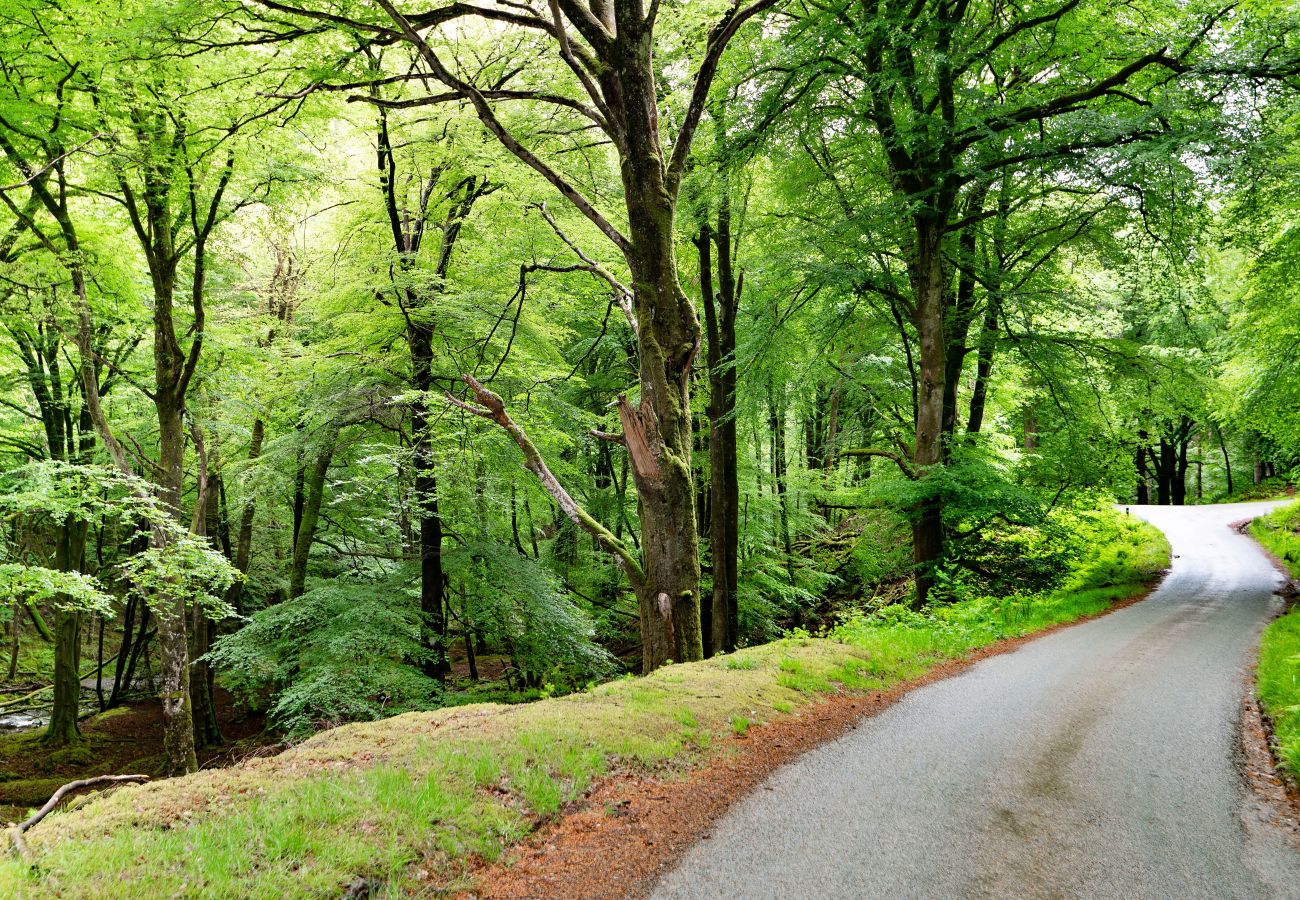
[654,501,1300,899]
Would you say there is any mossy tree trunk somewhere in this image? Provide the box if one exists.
[43,519,88,747]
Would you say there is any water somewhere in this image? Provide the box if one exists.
[0,711,49,732]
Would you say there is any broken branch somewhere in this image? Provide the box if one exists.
[838,447,919,480]
[447,375,645,585]
[9,774,150,861]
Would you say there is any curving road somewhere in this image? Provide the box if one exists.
[654,502,1300,899]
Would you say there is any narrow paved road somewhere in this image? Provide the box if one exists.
[655,502,1300,899]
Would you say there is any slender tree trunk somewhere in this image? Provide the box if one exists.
[696,219,740,654]
[7,602,18,681]
[112,603,151,709]
[1173,428,1191,507]
[1136,430,1151,505]
[769,384,795,580]
[289,427,338,600]
[941,185,986,446]
[410,325,450,679]
[153,389,199,776]
[966,294,1000,435]
[1216,426,1234,497]
[1156,439,1174,506]
[225,417,264,613]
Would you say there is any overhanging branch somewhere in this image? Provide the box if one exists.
[446,374,646,585]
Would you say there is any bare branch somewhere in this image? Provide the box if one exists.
[531,202,637,333]
[447,374,645,584]
[372,0,633,257]
[666,0,782,197]
[839,447,919,480]
[10,775,149,861]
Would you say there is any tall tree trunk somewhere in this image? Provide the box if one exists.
[908,219,947,608]
[225,418,264,613]
[966,294,1000,435]
[615,138,704,669]
[410,326,449,679]
[940,184,986,446]
[696,216,740,655]
[1216,426,1234,496]
[42,518,88,746]
[153,389,198,776]
[190,477,223,749]
[7,602,18,681]
[43,612,81,746]
[1135,430,1151,504]
[1156,439,1174,506]
[1172,418,1192,507]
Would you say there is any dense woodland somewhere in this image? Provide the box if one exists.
[1,0,1299,779]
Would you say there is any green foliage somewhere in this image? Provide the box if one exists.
[833,508,1169,654]
[0,461,165,533]
[1251,501,1300,571]
[1252,501,1300,780]
[0,564,111,615]
[206,577,440,737]
[119,537,240,623]
[0,509,1169,896]
[446,542,616,688]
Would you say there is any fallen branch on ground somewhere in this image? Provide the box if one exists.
[8,774,149,861]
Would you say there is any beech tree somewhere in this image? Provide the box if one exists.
[760,0,1259,604]
[253,0,781,670]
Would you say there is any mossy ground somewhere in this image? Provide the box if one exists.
[1251,501,1300,780]
[0,517,1169,899]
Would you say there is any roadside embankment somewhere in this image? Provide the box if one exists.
[1,511,1168,899]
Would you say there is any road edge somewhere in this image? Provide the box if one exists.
[462,574,1169,899]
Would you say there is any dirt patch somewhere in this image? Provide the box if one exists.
[462,582,1163,899]
[1240,682,1300,850]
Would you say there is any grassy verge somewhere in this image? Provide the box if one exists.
[0,512,1168,899]
[1251,501,1300,780]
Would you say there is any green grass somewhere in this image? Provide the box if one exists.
[1251,501,1300,780]
[0,511,1169,899]
[1252,500,1300,573]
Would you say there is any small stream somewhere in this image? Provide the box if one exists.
[0,711,49,733]
[0,677,143,734]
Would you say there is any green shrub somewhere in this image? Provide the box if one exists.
[206,577,442,737]
[1251,500,1300,569]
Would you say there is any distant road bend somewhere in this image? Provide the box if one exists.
[655,501,1300,899]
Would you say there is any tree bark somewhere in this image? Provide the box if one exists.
[289,425,338,600]
[1135,430,1151,504]
[908,219,948,608]
[696,215,740,655]
[224,418,264,614]
[1216,426,1234,496]
[1155,439,1174,506]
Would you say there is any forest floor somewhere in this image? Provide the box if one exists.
[0,689,267,823]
